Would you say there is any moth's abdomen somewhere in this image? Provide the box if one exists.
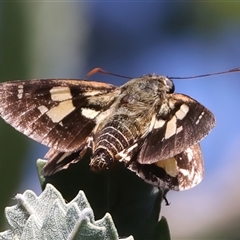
[90,115,139,171]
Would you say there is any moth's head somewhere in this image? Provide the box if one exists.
[144,74,175,94]
[137,74,175,94]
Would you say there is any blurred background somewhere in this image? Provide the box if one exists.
[0,2,240,239]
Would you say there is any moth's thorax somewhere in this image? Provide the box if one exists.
[121,74,174,97]
[94,75,174,136]
[116,75,175,129]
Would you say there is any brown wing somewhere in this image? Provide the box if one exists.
[137,94,215,164]
[0,79,117,152]
[128,143,204,191]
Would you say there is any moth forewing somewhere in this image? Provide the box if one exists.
[128,143,204,191]
[0,79,117,152]
[137,93,215,164]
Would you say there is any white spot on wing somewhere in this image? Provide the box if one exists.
[38,105,48,114]
[46,100,75,123]
[81,108,100,119]
[154,119,165,129]
[117,151,129,161]
[165,116,177,139]
[185,147,193,162]
[195,111,205,125]
[17,85,24,99]
[155,157,178,177]
[117,143,138,162]
[50,86,72,101]
[179,168,189,177]
[83,90,103,96]
[176,104,189,120]
[127,143,138,153]
[176,126,183,134]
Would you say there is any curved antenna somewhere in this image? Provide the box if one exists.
[169,67,240,80]
[86,67,131,79]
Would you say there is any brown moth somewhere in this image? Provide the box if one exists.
[0,68,221,190]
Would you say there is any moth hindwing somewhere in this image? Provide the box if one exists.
[0,74,216,190]
[127,143,204,191]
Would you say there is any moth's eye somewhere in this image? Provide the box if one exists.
[165,78,175,93]
[120,94,135,104]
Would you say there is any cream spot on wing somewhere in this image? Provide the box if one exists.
[179,168,189,177]
[117,151,130,162]
[195,111,205,125]
[165,116,177,139]
[185,147,194,162]
[117,151,129,161]
[17,85,24,99]
[176,125,183,134]
[168,99,176,109]
[176,104,189,120]
[38,105,49,114]
[50,86,72,101]
[154,119,165,129]
[46,100,75,123]
[125,155,131,162]
[127,143,138,153]
[117,143,138,162]
[81,108,100,119]
[83,90,103,96]
[155,157,178,177]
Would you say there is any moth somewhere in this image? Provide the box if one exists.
[1,67,226,191]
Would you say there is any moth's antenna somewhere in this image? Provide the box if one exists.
[86,67,131,79]
[169,67,240,80]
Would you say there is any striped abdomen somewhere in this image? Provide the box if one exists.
[90,115,139,171]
